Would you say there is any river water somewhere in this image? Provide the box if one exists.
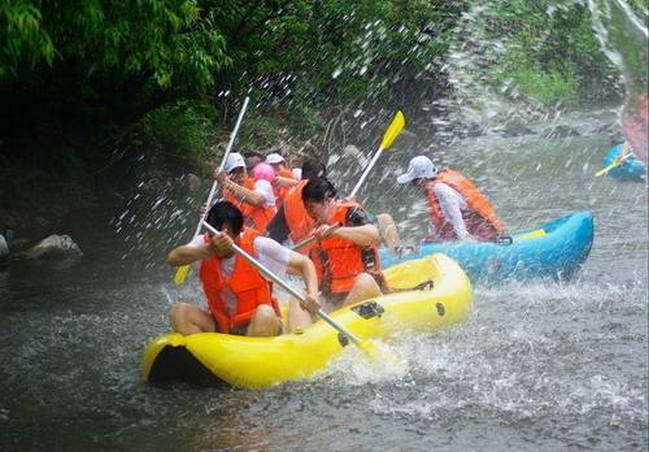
[1,110,647,450]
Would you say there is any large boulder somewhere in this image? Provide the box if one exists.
[0,235,8,258]
[182,173,201,192]
[20,234,83,260]
[541,125,581,139]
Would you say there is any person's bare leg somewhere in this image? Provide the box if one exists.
[342,272,382,307]
[377,213,401,250]
[169,302,216,334]
[287,297,314,332]
[246,304,282,337]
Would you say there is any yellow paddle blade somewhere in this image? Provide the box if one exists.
[594,161,621,177]
[173,264,191,285]
[380,110,405,150]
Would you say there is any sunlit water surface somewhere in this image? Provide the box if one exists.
[1,111,647,450]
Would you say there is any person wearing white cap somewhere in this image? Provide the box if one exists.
[265,152,301,207]
[214,152,277,232]
[396,155,506,242]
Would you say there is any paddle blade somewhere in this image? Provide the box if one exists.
[380,110,405,150]
[173,264,191,285]
[595,161,619,177]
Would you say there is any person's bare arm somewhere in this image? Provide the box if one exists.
[332,224,379,247]
[166,244,212,267]
[215,170,265,206]
[285,250,320,314]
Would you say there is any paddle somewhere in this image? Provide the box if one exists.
[349,110,405,199]
[292,111,405,252]
[595,149,632,177]
[173,96,250,285]
[291,223,341,251]
[201,220,388,361]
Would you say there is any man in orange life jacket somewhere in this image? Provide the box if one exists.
[266,158,404,253]
[214,152,277,232]
[289,178,388,329]
[396,155,506,242]
[166,201,320,336]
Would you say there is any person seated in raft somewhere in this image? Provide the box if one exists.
[214,152,277,233]
[288,177,388,329]
[396,155,506,243]
[166,201,320,336]
[265,152,301,207]
[266,158,405,254]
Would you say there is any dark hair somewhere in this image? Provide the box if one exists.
[302,177,337,203]
[301,158,327,180]
[206,201,243,235]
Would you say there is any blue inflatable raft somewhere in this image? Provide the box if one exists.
[601,144,646,182]
[380,211,594,284]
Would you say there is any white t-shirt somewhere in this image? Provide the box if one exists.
[432,182,469,238]
[249,179,275,207]
[253,179,276,207]
[292,168,302,180]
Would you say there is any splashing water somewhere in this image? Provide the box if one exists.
[589,0,649,163]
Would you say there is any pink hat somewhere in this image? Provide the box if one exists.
[252,162,276,182]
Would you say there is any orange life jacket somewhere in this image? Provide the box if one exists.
[199,228,280,334]
[309,201,385,296]
[224,177,277,233]
[424,169,505,241]
[283,179,315,252]
[273,168,298,208]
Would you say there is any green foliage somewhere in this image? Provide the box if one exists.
[1,0,230,93]
[511,65,579,107]
[484,0,621,108]
[139,100,220,166]
[1,1,54,79]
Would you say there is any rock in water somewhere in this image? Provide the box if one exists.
[21,234,83,260]
[183,173,201,192]
[0,235,8,258]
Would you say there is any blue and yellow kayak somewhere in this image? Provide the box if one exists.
[380,211,594,284]
[601,143,646,182]
[141,253,472,388]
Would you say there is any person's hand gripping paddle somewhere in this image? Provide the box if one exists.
[292,111,405,252]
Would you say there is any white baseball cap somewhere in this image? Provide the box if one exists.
[265,153,285,165]
[396,156,439,184]
[224,152,246,173]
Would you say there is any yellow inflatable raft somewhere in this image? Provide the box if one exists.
[141,253,472,388]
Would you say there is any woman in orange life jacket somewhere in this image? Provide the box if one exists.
[266,158,404,253]
[289,178,388,329]
[166,201,320,336]
[396,155,506,242]
[265,152,300,208]
[214,152,277,233]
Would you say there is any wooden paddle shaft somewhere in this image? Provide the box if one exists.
[201,221,361,345]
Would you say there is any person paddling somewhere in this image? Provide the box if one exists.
[288,178,388,330]
[166,201,320,336]
[397,155,506,242]
[265,152,300,207]
[266,158,404,253]
[214,152,277,232]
